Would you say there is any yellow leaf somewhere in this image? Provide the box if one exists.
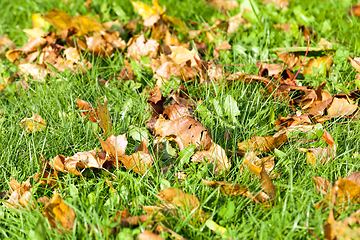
[131,1,157,20]
[31,13,50,30]
[20,113,46,133]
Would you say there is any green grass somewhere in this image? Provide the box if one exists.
[1,0,360,239]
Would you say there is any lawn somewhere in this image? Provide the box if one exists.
[1,0,360,239]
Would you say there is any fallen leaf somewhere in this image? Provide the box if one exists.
[202,179,270,204]
[154,115,212,151]
[262,0,290,9]
[213,41,231,58]
[76,98,98,122]
[97,96,112,136]
[40,190,75,232]
[204,0,239,10]
[127,34,159,62]
[137,230,165,240]
[191,141,231,174]
[299,130,336,167]
[3,178,34,209]
[21,113,46,133]
[99,134,153,175]
[327,97,358,117]
[312,176,330,195]
[237,132,288,155]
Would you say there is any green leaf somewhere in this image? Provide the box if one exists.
[178,145,196,167]
[218,200,235,220]
[275,149,286,158]
[28,218,46,240]
[128,125,148,142]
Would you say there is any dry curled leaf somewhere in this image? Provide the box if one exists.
[154,115,212,151]
[3,178,34,209]
[191,141,231,174]
[312,177,330,195]
[99,133,153,175]
[237,132,288,156]
[202,179,270,204]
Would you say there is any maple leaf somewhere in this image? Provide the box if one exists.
[126,34,159,62]
[202,179,270,204]
[154,115,212,151]
[157,187,208,222]
[20,113,46,133]
[38,190,75,232]
[237,132,288,155]
[299,130,336,167]
[99,133,153,175]
[191,141,231,174]
[2,178,34,209]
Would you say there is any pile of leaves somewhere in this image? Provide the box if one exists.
[2,0,360,239]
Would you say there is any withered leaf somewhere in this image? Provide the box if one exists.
[260,166,276,200]
[202,179,270,204]
[154,115,212,151]
[97,96,112,136]
[76,98,98,122]
[127,35,159,62]
[237,132,288,155]
[327,97,358,117]
[40,190,75,232]
[299,130,336,167]
[137,230,165,240]
[3,178,34,209]
[191,141,231,174]
[312,177,330,195]
[99,134,153,175]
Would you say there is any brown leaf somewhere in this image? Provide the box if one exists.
[76,98,98,122]
[157,187,207,221]
[204,0,239,10]
[99,134,153,175]
[63,149,108,175]
[299,130,336,167]
[257,63,295,85]
[316,178,360,210]
[213,41,231,58]
[202,179,270,204]
[42,190,75,232]
[163,104,192,120]
[345,172,360,185]
[20,113,46,133]
[349,2,360,17]
[301,55,333,75]
[97,96,112,136]
[262,0,290,9]
[127,35,159,62]
[260,166,276,200]
[312,177,330,195]
[154,115,212,151]
[18,63,49,81]
[3,178,34,209]
[137,230,165,240]
[237,132,288,155]
[327,97,358,117]
[191,141,231,174]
